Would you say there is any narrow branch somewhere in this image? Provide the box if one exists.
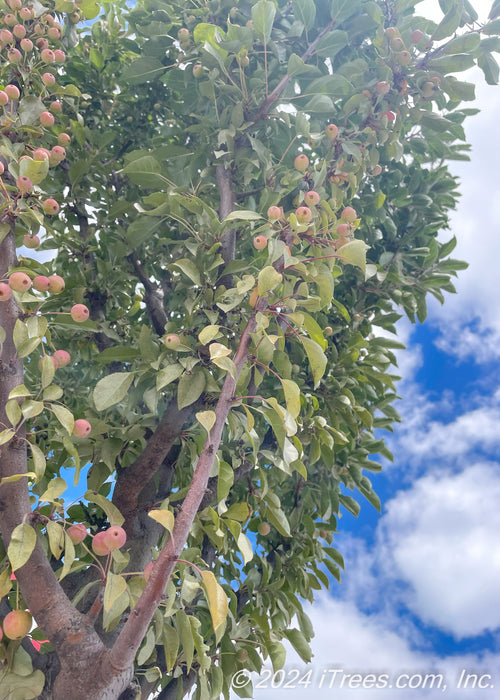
[216,164,236,288]
[109,299,266,671]
[251,19,336,122]
[127,252,168,336]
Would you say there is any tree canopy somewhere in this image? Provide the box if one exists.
[0,0,499,698]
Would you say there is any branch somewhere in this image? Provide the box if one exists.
[216,164,236,288]
[109,299,266,671]
[251,19,336,122]
[112,400,196,526]
[127,252,168,336]
[0,229,100,659]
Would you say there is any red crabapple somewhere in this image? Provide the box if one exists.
[20,38,33,52]
[341,206,357,223]
[73,418,91,437]
[70,304,89,322]
[4,84,19,100]
[16,176,33,194]
[58,133,71,147]
[41,48,55,63]
[53,350,70,367]
[336,223,351,237]
[54,49,66,63]
[0,91,8,106]
[91,531,110,556]
[33,276,50,292]
[33,148,49,161]
[376,81,390,94]
[267,205,282,220]
[13,24,26,39]
[67,523,87,544]
[253,235,267,250]
[40,111,55,127]
[42,72,56,86]
[102,526,127,551]
[0,283,12,301]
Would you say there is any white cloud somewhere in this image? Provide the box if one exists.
[249,595,500,700]
[380,463,500,638]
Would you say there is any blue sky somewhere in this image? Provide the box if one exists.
[251,1,500,697]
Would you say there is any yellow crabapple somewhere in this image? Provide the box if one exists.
[2,610,32,640]
[33,275,50,292]
[102,526,127,551]
[53,350,70,367]
[67,523,87,544]
[9,272,31,292]
[47,275,65,293]
[294,154,309,172]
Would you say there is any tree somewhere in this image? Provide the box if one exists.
[0,0,498,697]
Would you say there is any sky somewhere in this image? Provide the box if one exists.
[247,1,500,698]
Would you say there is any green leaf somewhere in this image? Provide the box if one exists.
[19,156,49,186]
[157,363,183,391]
[301,338,327,387]
[39,477,67,503]
[8,523,37,571]
[258,266,282,295]
[287,53,318,77]
[315,29,349,58]
[85,491,125,526]
[51,405,74,435]
[176,610,195,673]
[93,372,134,411]
[222,210,263,223]
[267,641,286,672]
[21,400,43,420]
[28,443,47,481]
[432,6,461,41]
[103,572,128,613]
[177,369,205,409]
[201,570,228,641]
[283,629,312,662]
[171,258,201,286]
[428,53,475,74]
[121,57,165,84]
[478,52,500,85]
[293,0,316,29]
[236,532,254,564]
[198,325,220,345]
[251,0,276,43]
[338,239,368,273]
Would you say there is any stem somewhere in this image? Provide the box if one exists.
[109,300,266,671]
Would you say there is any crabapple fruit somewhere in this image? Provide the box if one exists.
[2,610,32,640]
[20,38,33,52]
[372,164,382,176]
[42,198,59,215]
[304,190,320,207]
[16,176,33,194]
[33,275,50,292]
[294,154,309,172]
[341,206,357,223]
[40,111,55,127]
[192,63,203,78]
[47,275,65,293]
[295,206,312,224]
[164,333,180,349]
[0,283,12,301]
[70,304,90,322]
[325,123,339,141]
[336,223,351,237]
[58,132,71,147]
[410,29,424,44]
[376,81,390,94]
[4,84,19,100]
[91,531,110,556]
[267,205,282,220]
[23,235,40,248]
[0,91,8,106]
[253,235,267,250]
[102,526,127,551]
[42,72,56,86]
[258,522,271,536]
[67,523,87,544]
[73,419,91,437]
[41,48,55,63]
[33,148,49,161]
[9,272,31,292]
[53,349,71,367]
